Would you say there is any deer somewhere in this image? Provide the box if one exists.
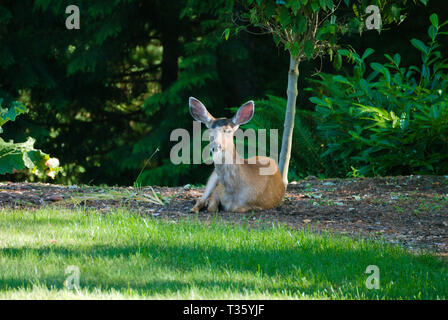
[189,97,285,213]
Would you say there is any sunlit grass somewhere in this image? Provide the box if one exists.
[0,207,446,299]
[61,187,164,206]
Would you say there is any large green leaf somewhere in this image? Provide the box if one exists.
[0,100,26,127]
[0,137,49,174]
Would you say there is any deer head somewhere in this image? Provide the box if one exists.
[189,97,254,163]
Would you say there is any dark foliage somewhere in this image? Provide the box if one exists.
[1,0,447,185]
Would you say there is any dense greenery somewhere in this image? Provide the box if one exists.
[215,0,427,184]
[0,207,446,299]
[1,1,447,186]
[310,14,448,177]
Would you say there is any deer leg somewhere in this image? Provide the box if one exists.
[232,206,250,213]
[207,183,224,212]
[191,171,218,213]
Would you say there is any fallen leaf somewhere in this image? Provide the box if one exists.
[44,195,63,202]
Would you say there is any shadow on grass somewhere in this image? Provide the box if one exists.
[0,240,447,299]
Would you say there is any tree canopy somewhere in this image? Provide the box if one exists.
[1,0,447,186]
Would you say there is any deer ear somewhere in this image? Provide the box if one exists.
[189,97,215,127]
[232,100,254,126]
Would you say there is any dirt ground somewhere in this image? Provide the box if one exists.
[1,175,447,257]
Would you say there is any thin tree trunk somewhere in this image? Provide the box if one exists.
[279,53,300,187]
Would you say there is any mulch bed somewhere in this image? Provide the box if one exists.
[1,175,447,258]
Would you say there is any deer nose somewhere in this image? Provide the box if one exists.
[211,144,221,153]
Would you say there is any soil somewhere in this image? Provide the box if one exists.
[1,175,447,258]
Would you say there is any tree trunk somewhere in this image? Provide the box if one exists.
[279,53,300,187]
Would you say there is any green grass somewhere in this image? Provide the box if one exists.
[0,207,446,299]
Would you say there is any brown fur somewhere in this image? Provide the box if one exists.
[189,97,285,213]
[191,144,285,213]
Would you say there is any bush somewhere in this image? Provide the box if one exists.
[234,94,324,180]
[0,99,60,178]
[309,13,448,177]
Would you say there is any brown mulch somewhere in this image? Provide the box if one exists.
[1,175,447,257]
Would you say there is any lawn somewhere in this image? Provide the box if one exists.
[0,207,446,299]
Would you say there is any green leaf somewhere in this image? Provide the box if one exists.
[291,42,300,58]
[0,101,26,127]
[429,13,439,27]
[429,105,439,119]
[352,4,359,18]
[370,62,384,73]
[319,0,326,10]
[333,52,342,69]
[410,38,429,55]
[337,49,350,57]
[309,96,328,107]
[428,25,437,41]
[222,28,230,41]
[361,48,375,61]
[359,79,370,94]
[0,137,48,175]
[304,40,314,59]
[290,0,301,12]
[353,65,362,79]
[295,15,307,34]
[279,6,291,27]
[333,75,352,85]
[393,53,401,66]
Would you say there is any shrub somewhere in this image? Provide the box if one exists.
[0,99,60,178]
[309,14,448,177]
